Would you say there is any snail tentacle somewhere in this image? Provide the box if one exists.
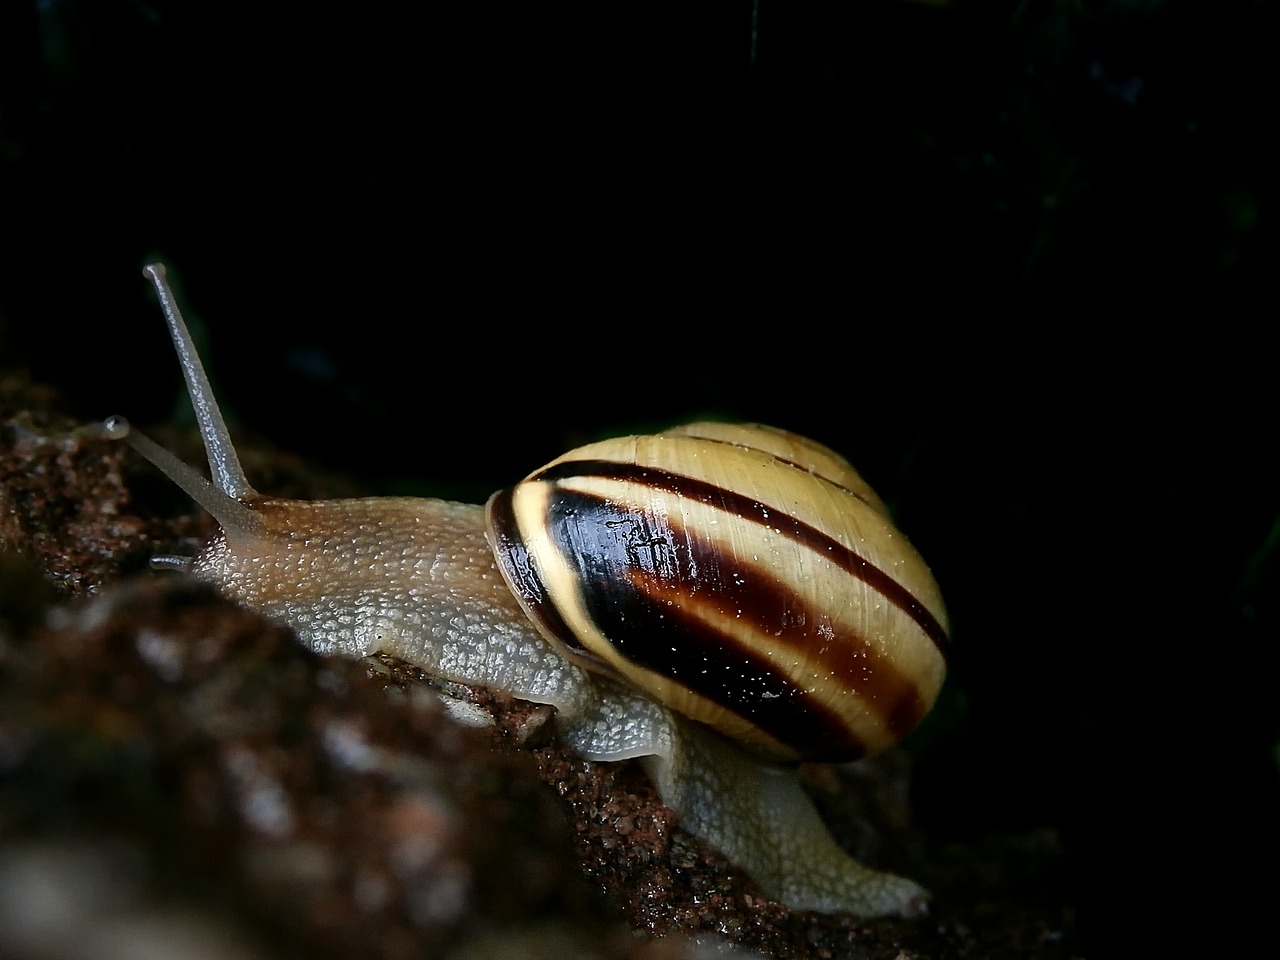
[101,414,265,547]
[142,262,254,500]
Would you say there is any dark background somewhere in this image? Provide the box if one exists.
[2,0,1277,949]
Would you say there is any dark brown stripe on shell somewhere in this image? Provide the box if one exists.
[522,482,934,759]
[670,429,886,513]
[533,458,950,660]
[491,486,864,756]
[487,488,602,666]
[633,567,935,758]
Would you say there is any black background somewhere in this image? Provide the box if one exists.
[2,1,1277,949]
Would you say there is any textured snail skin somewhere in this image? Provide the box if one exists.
[189,497,929,915]
[111,263,943,919]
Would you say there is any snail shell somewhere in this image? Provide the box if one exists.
[102,263,950,919]
[487,422,949,763]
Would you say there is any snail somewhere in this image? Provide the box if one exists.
[100,263,950,919]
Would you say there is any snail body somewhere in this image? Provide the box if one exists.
[107,264,949,919]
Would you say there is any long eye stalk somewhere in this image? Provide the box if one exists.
[142,263,254,501]
[98,263,267,550]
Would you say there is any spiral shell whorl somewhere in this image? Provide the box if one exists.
[486,423,949,763]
